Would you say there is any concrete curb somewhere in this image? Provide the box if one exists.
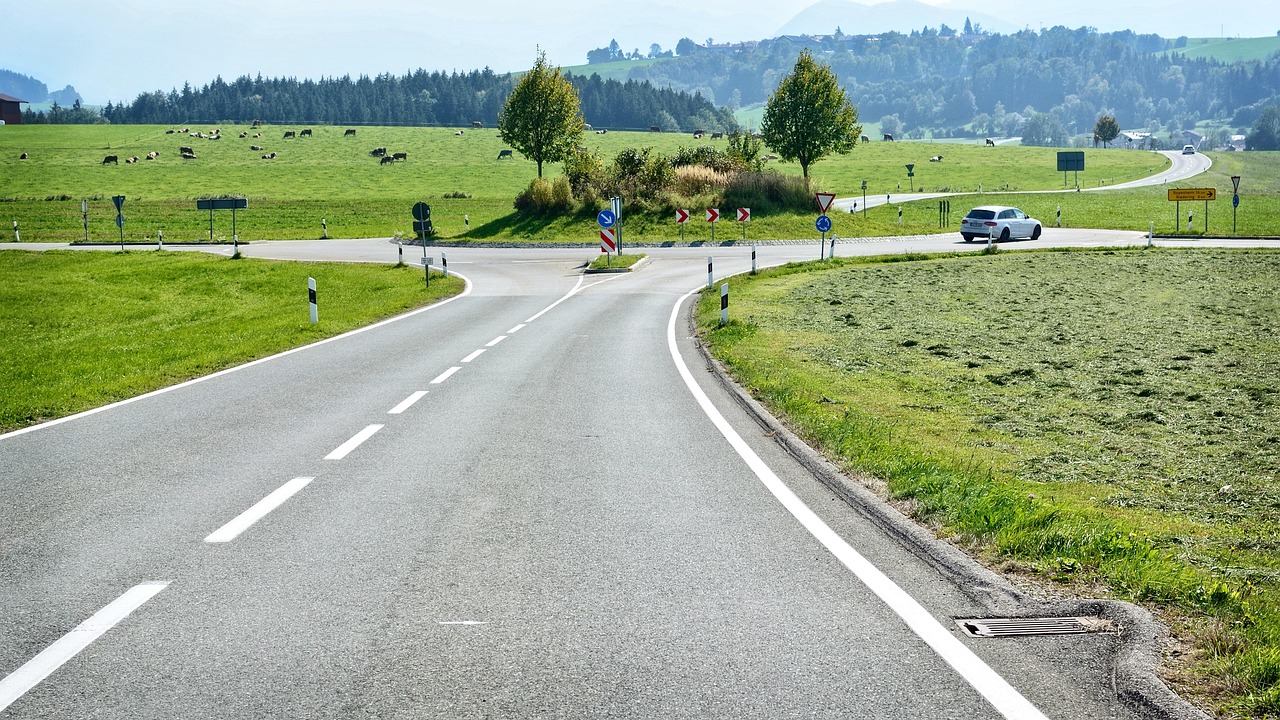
[583,255,651,274]
[685,301,1210,720]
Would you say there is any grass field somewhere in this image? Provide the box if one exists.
[0,124,1194,244]
[695,248,1280,717]
[0,250,463,433]
[1163,36,1280,64]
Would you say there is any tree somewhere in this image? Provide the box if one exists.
[964,17,973,34]
[1021,112,1069,146]
[760,50,862,183]
[676,37,698,56]
[498,51,586,178]
[1247,104,1280,150]
[1094,114,1120,147]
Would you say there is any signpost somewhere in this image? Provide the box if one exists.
[736,207,750,240]
[113,195,125,250]
[905,164,915,192]
[1231,175,1241,234]
[196,197,248,250]
[816,214,832,257]
[1057,151,1085,188]
[676,208,689,242]
[1167,188,1215,233]
[706,207,719,243]
[611,196,623,253]
[860,180,867,217]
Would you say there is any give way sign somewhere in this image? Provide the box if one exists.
[815,193,836,214]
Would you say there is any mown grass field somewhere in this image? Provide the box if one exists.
[0,123,1205,244]
[1163,36,1280,64]
[696,247,1280,717]
[0,250,463,433]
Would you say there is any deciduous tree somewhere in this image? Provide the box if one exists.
[1094,114,1120,147]
[498,51,586,178]
[760,50,862,184]
[1247,104,1280,150]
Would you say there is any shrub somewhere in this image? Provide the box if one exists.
[513,176,574,215]
[673,165,731,197]
[609,147,673,201]
[722,171,813,213]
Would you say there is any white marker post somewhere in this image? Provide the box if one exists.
[751,245,757,275]
[720,283,729,327]
[157,229,163,251]
[987,224,995,250]
[12,220,18,242]
[321,218,328,239]
[707,256,713,289]
[442,251,448,278]
[397,239,403,266]
[830,234,836,258]
[308,277,318,324]
[1148,221,1154,248]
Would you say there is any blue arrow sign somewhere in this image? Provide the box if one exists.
[1233,194,1240,208]
[815,214,832,233]
[597,209,616,229]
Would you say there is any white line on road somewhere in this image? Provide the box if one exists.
[0,582,169,711]
[507,324,527,334]
[325,424,384,460]
[204,477,315,543]
[430,367,462,384]
[461,349,486,363]
[485,336,507,347]
[437,621,489,625]
[388,391,428,415]
[666,288,1049,720]
[524,273,626,324]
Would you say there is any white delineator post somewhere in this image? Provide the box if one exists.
[308,277,318,324]
[751,245,757,275]
[442,251,448,278]
[707,256,713,290]
[720,283,729,327]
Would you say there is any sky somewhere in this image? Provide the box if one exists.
[5,0,1276,105]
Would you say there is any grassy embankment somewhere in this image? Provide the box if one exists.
[0,250,463,434]
[695,248,1280,718]
[9,123,1274,243]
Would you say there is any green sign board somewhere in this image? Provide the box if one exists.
[1056,151,1085,172]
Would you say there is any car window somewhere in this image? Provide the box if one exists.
[966,210,995,220]
[998,210,1014,219]
[1013,210,1026,219]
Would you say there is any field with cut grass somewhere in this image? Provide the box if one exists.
[1163,36,1280,64]
[695,247,1280,717]
[1,123,1188,244]
[0,250,463,433]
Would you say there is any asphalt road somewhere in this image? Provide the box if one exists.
[9,224,1266,718]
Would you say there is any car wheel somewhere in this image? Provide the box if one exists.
[961,234,973,242]
[999,227,1011,242]
[1031,224,1042,240]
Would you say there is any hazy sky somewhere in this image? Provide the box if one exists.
[6,0,1275,104]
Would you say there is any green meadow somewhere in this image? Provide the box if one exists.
[3,123,1245,244]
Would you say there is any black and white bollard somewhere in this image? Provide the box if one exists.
[442,251,448,278]
[707,256,713,290]
[1149,221,1154,248]
[987,225,995,250]
[830,234,836,257]
[157,229,163,251]
[464,215,469,231]
[719,283,729,327]
[12,220,18,243]
[321,218,328,239]
[751,245,757,275]
[898,206,903,225]
[1188,210,1193,232]
[397,239,403,266]
[1056,206,1062,228]
[308,277,318,324]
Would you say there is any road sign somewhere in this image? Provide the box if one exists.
[112,195,125,212]
[115,214,124,228]
[1167,188,1216,201]
[905,164,915,176]
[706,208,719,223]
[675,209,690,224]
[611,196,622,220]
[413,202,431,222]
[1056,151,1085,172]
[815,215,832,233]
[1233,194,1240,208]
[597,209,616,228]
[413,220,434,235]
[196,198,248,211]
[814,193,836,214]
[737,207,750,222]
[600,227,616,251]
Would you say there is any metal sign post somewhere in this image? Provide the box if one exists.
[905,164,915,192]
[113,195,125,250]
[82,199,88,242]
[861,180,867,217]
[611,196,623,254]
[1231,175,1241,235]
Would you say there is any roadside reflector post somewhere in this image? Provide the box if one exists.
[1188,210,1193,233]
[707,256,713,289]
[987,224,995,250]
[1056,206,1062,228]
[12,220,17,243]
[422,256,431,288]
[751,245,757,275]
[830,234,836,258]
[1148,221,1154,248]
[719,283,729,327]
[321,218,328,239]
[157,229,163,251]
[442,251,448,278]
[397,239,403,266]
[898,206,903,225]
[308,277,318,324]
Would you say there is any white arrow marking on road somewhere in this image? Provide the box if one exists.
[205,477,316,542]
[325,424,384,460]
[388,391,428,415]
[0,582,169,711]
[667,289,1049,720]
[431,367,462,384]
[462,349,486,363]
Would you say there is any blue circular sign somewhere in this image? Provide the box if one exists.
[815,214,832,233]
[1233,194,1240,208]
[597,209,616,229]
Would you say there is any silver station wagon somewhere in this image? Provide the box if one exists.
[960,205,1043,241]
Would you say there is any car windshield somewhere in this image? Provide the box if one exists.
[966,209,996,220]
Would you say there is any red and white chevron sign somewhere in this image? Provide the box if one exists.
[737,207,751,222]
[600,227,616,252]
[675,208,690,224]
[706,208,719,223]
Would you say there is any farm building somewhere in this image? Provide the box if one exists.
[0,93,29,125]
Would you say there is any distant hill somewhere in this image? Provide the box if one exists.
[1164,36,1280,64]
[0,68,82,106]
[775,0,1015,37]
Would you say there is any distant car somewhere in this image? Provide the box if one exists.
[960,206,1042,241]
[1182,145,1196,154]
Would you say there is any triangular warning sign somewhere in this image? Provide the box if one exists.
[815,193,836,214]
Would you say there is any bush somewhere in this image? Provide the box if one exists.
[722,171,813,213]
[609,147,673,201]
[513,176,574,215]
[673,165,731,197]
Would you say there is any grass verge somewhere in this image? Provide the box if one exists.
[587,252,645,270]
[0,250,464,433]
[695,247,1280,717]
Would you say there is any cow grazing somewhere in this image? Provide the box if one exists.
[861,135,869,143]
[250,145,264,151]
[380,155,396,165]
[711,131,724,139]
[146,151,159,160]
[883,133,894,141]
[239,131,248,138]
[166,129,176,134]
[299,128,312,137]
[344,129,356,137]
[497,149,513,159]
[125,156,138,164]
[595,129,608,135]
[929,155,943,162]
[253,133,261,138]
[251,119,262,128]
[180,146,194,155]
[693,133,703,139]
[19,152,28,159]
[649,125,660,132]
[472,121,483,129]
[985,138,996,146]
[102,155,118,165]
[283,131,296,139]
[370,147,387,157]
[392,152,407,161]
[181,151,197,159]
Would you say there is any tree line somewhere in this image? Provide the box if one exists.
[19,68,734,132]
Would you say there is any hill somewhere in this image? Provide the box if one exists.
[1164,36,1280,64]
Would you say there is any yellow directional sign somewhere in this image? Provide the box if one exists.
[1167,188,1216,201]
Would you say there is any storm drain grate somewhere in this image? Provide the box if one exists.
[955,616,1104,638]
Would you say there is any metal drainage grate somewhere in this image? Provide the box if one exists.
[955,616,1102,638]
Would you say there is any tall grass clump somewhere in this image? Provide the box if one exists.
[722,171,814,213]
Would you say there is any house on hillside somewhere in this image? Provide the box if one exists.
[0,93,28,124]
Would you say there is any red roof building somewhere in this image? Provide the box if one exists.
[0,93,29,125]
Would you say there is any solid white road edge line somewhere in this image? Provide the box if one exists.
[0,582,169,711]
[485,336,507,347]
[204,477,316,543]
[430,367,462,385]
[388,391,428,415]
[0,272,474,442]
[666,288,1049,720]
[325,424,384,460]
[461,349,486,363]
